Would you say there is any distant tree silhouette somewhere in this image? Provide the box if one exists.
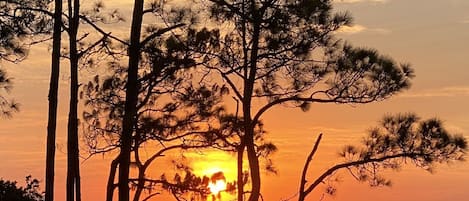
[188,0,415,200]
[298,113,467,201]
[121,170,236,201]
[0,176,44,201]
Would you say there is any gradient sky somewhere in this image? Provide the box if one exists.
[0,0,468,201]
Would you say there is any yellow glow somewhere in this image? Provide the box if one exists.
[190,151,239,182]
[208,179,227,195]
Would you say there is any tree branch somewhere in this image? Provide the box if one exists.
[298,133,322,200]
[140,23,186,47]
[79,15,128,46]
[77,33,109,58]
[142,144,208,169]
[14,6,69,32]
[253,96,334,126]
[302,153,426,198]
[209,0,249,20]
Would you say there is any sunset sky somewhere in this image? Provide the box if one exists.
[1,0,468,201]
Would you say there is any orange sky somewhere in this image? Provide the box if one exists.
[1,0,469,201]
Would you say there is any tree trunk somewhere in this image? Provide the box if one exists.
[132,167,146,201]
[237,144,244,201]
[106,156,119,201]
[119,0,144,201]
[246,4,261,200]
[66,0,81,200]
[243,91,261,201]
[45,0,62,200]
[245,131,261,201]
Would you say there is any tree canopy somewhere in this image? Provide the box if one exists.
[0,176,44,201]
[0,0,51,116]
[185,0,415,200]
[298,113,467,201]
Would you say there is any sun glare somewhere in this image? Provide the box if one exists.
[208,179,227,195]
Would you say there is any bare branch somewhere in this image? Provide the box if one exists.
[298,133,322,200]
[79,15,128,45]
[140,23,186,47]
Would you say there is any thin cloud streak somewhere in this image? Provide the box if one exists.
[337,24,367,34]
[399,86,469,98]
[336,24,391,34]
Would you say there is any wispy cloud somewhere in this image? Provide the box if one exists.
[334,0,388,4]
[461,19,469,24]
[336,24,367,34]
[336,24,391,35]
[399,86,469,98]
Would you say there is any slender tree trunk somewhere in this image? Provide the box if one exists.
[106,156,119,201]
[246,4,261,200]
[245,130,260,201]
[237,144,244,201]
[119,0,144,201]
[243,91,261,201]
[133,141,145,201]
[67,0,81,200]
[45,0,62,201]
[132,167,146,201]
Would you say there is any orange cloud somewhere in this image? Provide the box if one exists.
[336,24,391,35]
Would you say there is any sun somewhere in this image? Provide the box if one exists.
[208,179,227,195]
[207,171,227,195]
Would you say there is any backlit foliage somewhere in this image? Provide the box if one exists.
[340,113,467,187]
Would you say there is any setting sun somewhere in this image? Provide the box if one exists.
[207,171,228,196]
[208,179,227,195]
